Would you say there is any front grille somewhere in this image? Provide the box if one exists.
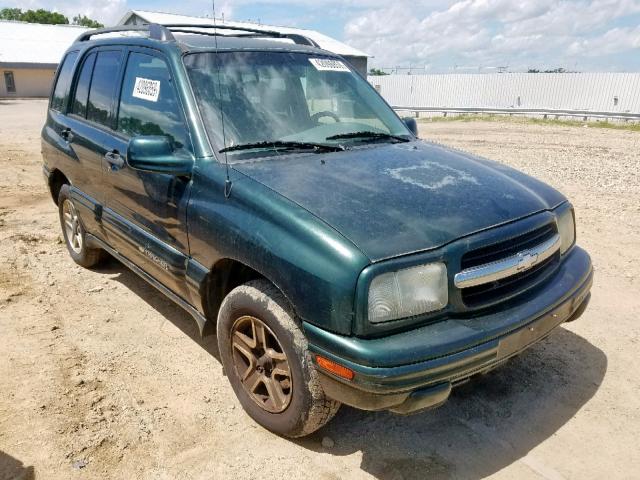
[459,222,560,307]
[461,252,559,306]
[461,223,557,270]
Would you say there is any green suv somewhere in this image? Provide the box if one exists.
[42,24,593,437]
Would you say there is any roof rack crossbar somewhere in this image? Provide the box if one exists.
[162,23,319,48]
[74,24,175,43]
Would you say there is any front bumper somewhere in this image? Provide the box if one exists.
[306,246,593,413]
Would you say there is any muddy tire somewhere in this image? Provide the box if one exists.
[217,279,340,438]
[58,184,106,268]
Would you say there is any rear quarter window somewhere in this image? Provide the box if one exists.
[51,51,79,112]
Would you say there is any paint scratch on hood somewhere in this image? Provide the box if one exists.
[386,161,480,190]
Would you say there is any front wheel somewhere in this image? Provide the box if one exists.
[217,279,340,437]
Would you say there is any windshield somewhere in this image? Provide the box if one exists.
[184,51,412,159]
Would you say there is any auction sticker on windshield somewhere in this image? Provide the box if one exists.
[132,77,161,102]
[309,58,350,72]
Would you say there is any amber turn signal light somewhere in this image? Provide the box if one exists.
[315,355,354,380]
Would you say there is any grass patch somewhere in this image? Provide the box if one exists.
[418,113,640,132]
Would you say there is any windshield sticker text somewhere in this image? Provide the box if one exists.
[309,58,350,72]
[132,77,161,102]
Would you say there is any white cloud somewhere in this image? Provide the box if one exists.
[216,1,235,19]
[568,25,640,56]
[3,0,129,25]
[344,0,640,71]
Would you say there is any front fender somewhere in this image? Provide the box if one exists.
[187,159,370,335]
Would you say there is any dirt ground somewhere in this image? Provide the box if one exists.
[0,99,638,480]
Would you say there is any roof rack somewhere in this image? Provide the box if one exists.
[74,22,320,48]
[162,23,320,48]
[75,24,175,43]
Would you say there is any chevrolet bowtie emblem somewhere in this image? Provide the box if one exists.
[516,251,539,271]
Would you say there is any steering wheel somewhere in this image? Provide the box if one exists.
[311,111,341,124]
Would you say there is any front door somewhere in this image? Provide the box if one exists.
[102,48,193,298]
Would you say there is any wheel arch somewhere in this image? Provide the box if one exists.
[199,257,295,336]
[48,169,70,205]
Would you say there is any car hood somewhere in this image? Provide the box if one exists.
[233,141,566,261]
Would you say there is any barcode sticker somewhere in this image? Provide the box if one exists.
[308,58,350,72]
[132,77,161,102]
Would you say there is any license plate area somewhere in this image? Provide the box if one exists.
[497,300,572,358]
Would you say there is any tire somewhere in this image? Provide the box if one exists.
[217,279,340,438]
[58,184,106,268]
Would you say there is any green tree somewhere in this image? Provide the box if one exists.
[19,8,69,24]
[0,7,22,20]
[0,8,71,25]
[368,68,389,76]
[0,8,103,27]
[528,68,569,74]
[72,14,104,28]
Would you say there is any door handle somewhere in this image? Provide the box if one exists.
[60,128,74,142]
[105,150,125,169]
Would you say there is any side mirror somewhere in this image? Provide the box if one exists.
[402,117,418,137]
[127,136,193,176]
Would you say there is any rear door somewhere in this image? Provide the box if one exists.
[63,48,125,235]
[102,47,193,297]
[42,50,79,187]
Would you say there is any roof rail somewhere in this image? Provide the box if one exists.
[162,23,320,48]
[75,24,175,43]
[73,22,320,49]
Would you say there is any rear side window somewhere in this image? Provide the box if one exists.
[51,51,78,111]
[71,53,96,117]
[87,51,122,127]
[117,52,189,149]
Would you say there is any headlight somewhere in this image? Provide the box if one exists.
[368,262,448,323]
[557,206,576,254]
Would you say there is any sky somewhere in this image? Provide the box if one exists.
[5,0,640,72]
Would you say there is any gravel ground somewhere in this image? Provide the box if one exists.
[0,100,639,480]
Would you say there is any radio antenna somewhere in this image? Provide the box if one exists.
[213,0,232,198]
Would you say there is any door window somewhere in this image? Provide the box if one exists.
[87,51,122,127]
[71,53,96,118]
[51,51,78,111]
[117,52,189,150]
[4,71,16,93]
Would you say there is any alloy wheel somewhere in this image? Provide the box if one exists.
[230,315,292,413]
[62,199,83,254]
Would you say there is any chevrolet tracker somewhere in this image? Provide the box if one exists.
[41,23,593,437]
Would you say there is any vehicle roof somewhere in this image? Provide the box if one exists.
[119,10,369,57]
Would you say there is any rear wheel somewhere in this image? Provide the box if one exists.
[217,279,340,437]
[58,184,106,268]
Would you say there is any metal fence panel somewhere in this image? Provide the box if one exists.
[368,73,640,116]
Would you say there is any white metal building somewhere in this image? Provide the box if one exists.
[118,10,370,76]
[0,21,90,98]
[369,73,640,118]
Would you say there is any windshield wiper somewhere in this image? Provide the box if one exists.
[219,140,345,154]
[326,131,410,143]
